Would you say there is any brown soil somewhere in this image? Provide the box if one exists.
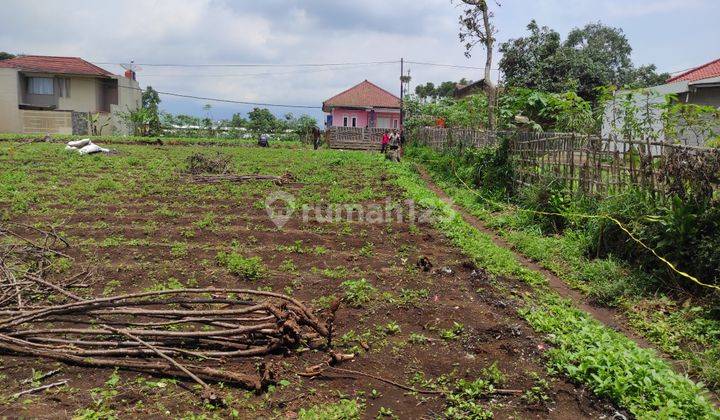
[415,166,656,348]
[0,166,623,419]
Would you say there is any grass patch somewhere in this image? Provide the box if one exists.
[297,399,363,420]
[388,160,718,418]
[216,251,266,280]
[341,278,377,308]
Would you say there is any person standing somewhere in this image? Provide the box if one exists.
[381,131,390,154]
[388,129,401,162]
[312,127,322,150]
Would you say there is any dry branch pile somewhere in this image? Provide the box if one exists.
[0,225,332,398]
[0,223,77,309]
[185,153,230,175]
[183,152,296,185]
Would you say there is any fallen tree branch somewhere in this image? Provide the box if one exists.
[326,366,443,395]
[12,380,68,399]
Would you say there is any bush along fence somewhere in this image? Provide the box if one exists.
[413,127,720,202]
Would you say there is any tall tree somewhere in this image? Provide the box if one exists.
[0,52,14,61]
[499,20,565,92]
[248,107,277,133]
[436,81,458,98]
[415,82,436,101]
[229,113,247,128]
[141,86,162,136]
[456,0,499,130]
[499,21,669,101]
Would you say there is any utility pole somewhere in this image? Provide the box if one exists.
[399,58,404,128]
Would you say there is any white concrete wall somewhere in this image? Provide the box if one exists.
[0,68,21,133]
[58,76,99,112]
[599,81,716,149]
[110,76,141,135]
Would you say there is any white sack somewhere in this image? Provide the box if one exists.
[67,138,91,148]
[78,143,110,155]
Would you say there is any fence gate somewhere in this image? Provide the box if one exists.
[327,127,385,150]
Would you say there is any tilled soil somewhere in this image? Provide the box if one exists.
[0,145,621,419]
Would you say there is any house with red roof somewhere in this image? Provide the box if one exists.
[322,80,401,129]
[602,57,720,147]
[0,55,141,135]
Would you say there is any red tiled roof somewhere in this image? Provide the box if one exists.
[666,58,720,83]
[0,55,114,77]
[323,80,400,112]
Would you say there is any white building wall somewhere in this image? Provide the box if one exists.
[0,68,21,133]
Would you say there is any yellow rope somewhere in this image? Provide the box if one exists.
[444,164,720,293]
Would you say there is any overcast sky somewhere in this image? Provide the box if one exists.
[1,0,718,122]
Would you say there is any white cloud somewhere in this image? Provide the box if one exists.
[602,0,706,18]
[0,0,717,120]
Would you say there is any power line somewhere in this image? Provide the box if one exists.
[119,85,321,109]
[93,60,399,68]
[94,58,498,71]
[406,60,499,71]
[140,62,398,78]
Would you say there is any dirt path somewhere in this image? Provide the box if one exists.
[415,166,657,351]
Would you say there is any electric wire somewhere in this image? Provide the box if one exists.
[118,84,321,109]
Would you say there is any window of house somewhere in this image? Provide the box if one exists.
[58,78,70,98]
[351,117,357,127]
[393,119,399,129]
[343,116,349,127]
[28,77,54,95]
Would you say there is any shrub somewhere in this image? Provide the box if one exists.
[216,252,266,280]
[341,279,377,307]
[588,192,720,292]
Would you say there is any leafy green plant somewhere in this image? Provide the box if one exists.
[341,279,377,308]
[170,241,188,258]
[298,399,363,420]
[440,322,465,341]
[279,259,297,273]
[444,378,494,419]
[216,252,266,280]
[359,242,374,257]
[409,333,429,345]
[379,321,401,335]
[521,372,553,408]
[388,161,718,418]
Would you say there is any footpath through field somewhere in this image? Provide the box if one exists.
[415,165,656,351]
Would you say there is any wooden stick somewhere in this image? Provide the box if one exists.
[12,380,68,399]
[102,324,210,391]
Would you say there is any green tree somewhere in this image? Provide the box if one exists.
[176,114,201,127]
[248,107,277,133]
[436,81,458,98]
[628,64,671,89]
[295,115,319,144]
[141,86,162,135]
[499,20,565,92]
[499,21,669,101]
[229,113,247,128]
[415,82,436,101]
[0,52,14,61]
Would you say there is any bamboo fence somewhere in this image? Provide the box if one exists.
[413,127,720,200]
[327,127,387,150]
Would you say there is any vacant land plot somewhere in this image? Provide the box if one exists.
[0,142,626,418]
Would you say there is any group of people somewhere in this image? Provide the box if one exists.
[381,129,404,162]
